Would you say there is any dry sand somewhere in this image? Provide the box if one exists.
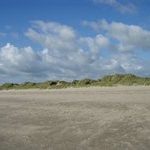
[0,86,150,150]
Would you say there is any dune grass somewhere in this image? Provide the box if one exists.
[1,74,150,90]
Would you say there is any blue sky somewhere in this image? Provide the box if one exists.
[0,0,150,83]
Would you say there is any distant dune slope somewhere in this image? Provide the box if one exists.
[1,74,150,90]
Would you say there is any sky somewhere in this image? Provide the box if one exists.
[0,0,150,83]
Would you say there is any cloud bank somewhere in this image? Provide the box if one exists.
[0,20,150,83]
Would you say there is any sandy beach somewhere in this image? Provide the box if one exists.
[0,86,150,150]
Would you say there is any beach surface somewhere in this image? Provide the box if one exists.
[0,86,150,150]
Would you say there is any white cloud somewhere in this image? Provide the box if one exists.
[0,43,45,78]
[93,0,137,13]
[80,34,109,52]
[83,20,150,52]
[26,21,76,51]
[0,22,111,82]
[0,20,150,83]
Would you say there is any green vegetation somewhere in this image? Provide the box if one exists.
[1,74,150,90]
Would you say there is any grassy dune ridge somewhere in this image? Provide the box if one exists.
[1,74,150,90]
